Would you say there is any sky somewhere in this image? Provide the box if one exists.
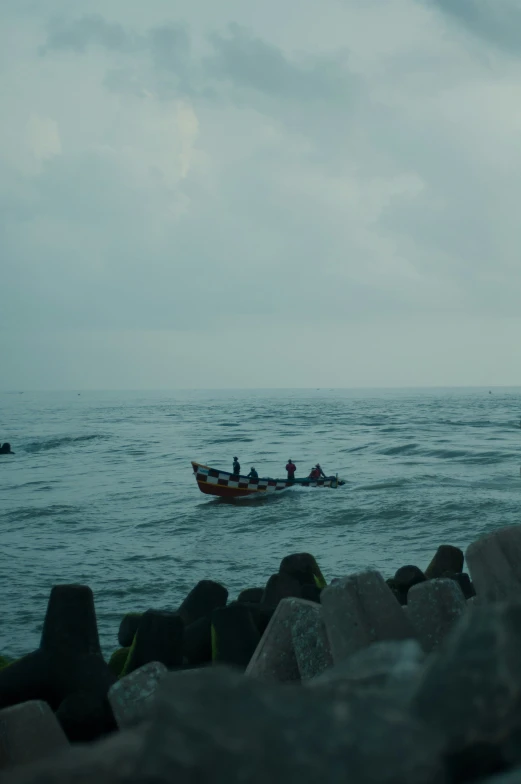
[1,0,521,389]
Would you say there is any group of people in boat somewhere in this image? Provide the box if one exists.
[232,456,327,482]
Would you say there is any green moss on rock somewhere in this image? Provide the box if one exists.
[108,647,130,678]
[120,633,137,678]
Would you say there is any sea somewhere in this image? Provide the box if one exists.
[1,387,521,660]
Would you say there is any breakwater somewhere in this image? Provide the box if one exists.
[2,524,521,783]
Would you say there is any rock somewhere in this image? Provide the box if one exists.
[177,580,228,626]
[309,639,424,705]
[55,691,116,743]
[237,603,274,636]
[109,662,168,729]
[0,585,115,712]
[261,572,302,608]
[135,666,446,784]
[0,700,68,771]
[4,669,446,783]
[480,769,521,783]
[245,597,301,683]
[122,610,184,675]
[385,578,408,606]
[289,600,333,680]
[407,579,467,653]
[237,588,264,603]
[413,602,521,780]
[393,565,426,595]
[183,616,212,665]
[117,613,142,648]
[0,651,43,709]
[466,525,521,602]
[279,553,327,589]
[424,545,464,580]
[41,585,101,655]
[211,605,260,668]
[321,570,417,663]
[4,728,144,784]
[450,572,475,600]
[108,648,129,678]
[301,583,322,603]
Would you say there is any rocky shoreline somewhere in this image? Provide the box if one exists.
[1,525,521,783]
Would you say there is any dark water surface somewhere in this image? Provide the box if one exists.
[2,388,521,658]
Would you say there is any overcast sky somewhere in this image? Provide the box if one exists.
[1,0,521,389]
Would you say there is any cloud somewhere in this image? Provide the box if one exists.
[3,1,521,387]
[40,14,142,55]
[205,23,352,102]
[428,0,521,54]
[25,115,62,163]
[148,23,191,73]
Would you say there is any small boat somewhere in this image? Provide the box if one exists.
[191,461,345,499]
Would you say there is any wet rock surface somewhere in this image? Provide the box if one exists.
[466,525,521,602]
[0,700,68,770]
[407,578,467,652]
[321,570,417,661]
[245,597,301,683]
[413,602,521,780]
[261,572,302,608]
[122,610,183,674]
[289,599,333,680]
[211,604,260,668]
[117,614,141,648]
[425,545,464,580]
[0,586,115,719]
[309,639,425,705]
[108,662,168,729]
[137,667,445,784]
[5,540,521,783]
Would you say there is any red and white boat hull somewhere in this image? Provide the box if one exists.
[191,461,342,499]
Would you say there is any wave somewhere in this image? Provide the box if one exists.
[23,434,108,453]
[440,419,496,428]
[378,443,509,465]
[380,443,419,456]
[7,505,79,522]
[209,437,254,444]
[356,478,412,491]
[424,449,469,459]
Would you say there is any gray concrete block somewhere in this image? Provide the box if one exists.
[108,662,168,729]
[407,579,467,653]
[321,570,417,662]
[245,597,302,683]
[289,600,333,680]
[0,700,68,770]
[466,525,521,602]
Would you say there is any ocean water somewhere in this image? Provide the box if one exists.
[1,387,521,659]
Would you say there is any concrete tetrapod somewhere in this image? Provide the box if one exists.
[321,570,417,663]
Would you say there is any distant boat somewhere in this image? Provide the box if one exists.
[191,461,344,499]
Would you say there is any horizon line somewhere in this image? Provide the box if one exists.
[2,384,521,393]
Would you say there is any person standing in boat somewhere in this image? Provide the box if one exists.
[248,467,258,479]
[233,456,241,476]
[286,459,296,481]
